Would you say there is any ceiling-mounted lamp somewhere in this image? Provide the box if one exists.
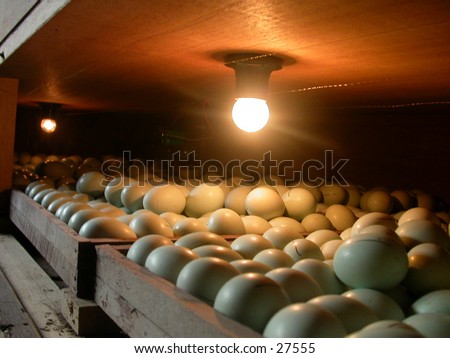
[39,102,61,133]
[225,53,283,132]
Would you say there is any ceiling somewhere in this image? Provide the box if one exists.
[1,0,450,113]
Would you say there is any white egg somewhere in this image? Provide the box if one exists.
[76,171,107,198]
[47,196,75,214]
[213,273,291,333]
[126,235,174,266]
[241,215,272,235]
[403,312,450,337]
[348,320,423,338]
[320,239,344,260]
[342,288,405,321]
[79,216,137,239]
[410,289,450,315]
[224,186,253,215]
[282,188,317,221]
[207,208,246,235]
[397,207,440,226]
[68,208,108,232]
[142,184,186,215]
[145,245,198,284]
[174,231,230,249]
[176,257,240,305]
[325,204,356,231]
[403,243,450,297]
[230,259,272,274]
[253,248,295,269]
[301,213,334,233]
[292,258,346,295]
[191,244,243,262]
[269,217,306,234]
[339,227,353,240]
[245,186,285,220]
[185,183,225,218]
[266,267,324,302]
[351,212,397,236]
[396,219,450,250]
[231,234,274,259]
[129,211,174,237]
[263,302,347,338]
[121,183,152,212]
[41,190,72,209]
[172,217,209,236]
[263,226,303,249]
[104,176,137,207]
[28,183,54,199]
[308,294,379,334]
[306,229,341,247]
[283,238,324,262]
[333,232,408,290]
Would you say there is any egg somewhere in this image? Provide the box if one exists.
[403,312,450,337]
[142,184,186,215]
[306,229,341,247]
[58,202,92,223]
[55,200,74,218]
[25,180,52,196]
[126,235,173,266]
[245,186,285,220]
[283,238,324,262]
[230,234,274,259]
[402,243,450,297]
[320,239,344,260]
[129,211,174,237]
[308,294,378,334]
[397,207,441,226]
[253,248,295,269]
[241,215,272,235]
[184,183,225,218]
[119,183,151,213]
[301,213,334,232]
[324,204,356,231]
[345,185,361,207]
[281,188,317,221]
[263,226,302,249]
[347,320,423,338]
[79,216,137,239]
[410,289,450,315]
[224,186,253,215]
[99,205,127,218]
[174,231,231,249]
[207,208,246,235]
[339,227,353,240]
[292,258,346,294]
[145,245,198,284]
[333,232,408,290]
[191,244,243,262]
[416,193,437,211]
[342,288,405,321]
[364,190,394,213]
[67,208,107,232]
[269,217,306,234]
[351,212,397,236]
[230,259,272,274]
[359,224,403,245]
[266,267,324,302]
[47,196,75,214]
[159,212,186,228]
[396,219,450,250]
[391,190,414,211]
[41,190,73,209]
[172,217,209,236]
[319,184,348,205]
[33,188,57,204]
[263,302,347,338]
[213,273,291,333]
[76,171,107,198]
[176,257,240,305]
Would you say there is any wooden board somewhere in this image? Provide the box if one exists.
[9,189,136,298]
[95,244,261,338]
[0,234,77,338]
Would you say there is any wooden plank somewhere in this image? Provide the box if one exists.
[95,244,261,338]
[0,77,18,214]
[9,189,135,298]
[0,266,41,338]
[60,288,125,337]
[0,234,77,338]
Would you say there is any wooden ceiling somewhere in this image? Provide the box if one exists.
[1,0,450,113]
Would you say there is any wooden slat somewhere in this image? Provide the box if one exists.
[9,189,135,298]
[95,244,261,338]
[0,234,77,338]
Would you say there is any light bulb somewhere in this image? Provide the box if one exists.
[41,118,57,133]
[231,98,269,132]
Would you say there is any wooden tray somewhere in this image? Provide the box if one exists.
[95,244,262,338]
[9,189,135,298]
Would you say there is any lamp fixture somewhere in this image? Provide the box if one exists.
[225,53,283,132]
[39,102,61,133]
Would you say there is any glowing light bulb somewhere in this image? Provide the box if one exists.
[232,98,269,132]
[41,118,57,133]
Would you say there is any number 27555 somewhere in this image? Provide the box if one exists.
[276,342,315,354]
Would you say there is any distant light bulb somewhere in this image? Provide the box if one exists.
[41,118,57,133]
[232,98,269,132]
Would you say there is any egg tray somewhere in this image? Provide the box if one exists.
[94,243,261,338]
[9,189,136,299]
